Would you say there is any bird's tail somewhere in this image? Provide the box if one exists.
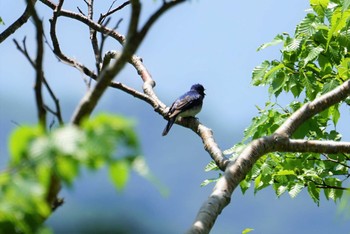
[162,118,175,136]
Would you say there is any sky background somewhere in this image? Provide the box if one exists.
[1,0,350,233]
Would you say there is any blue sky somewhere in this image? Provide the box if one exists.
[1,1,349,233]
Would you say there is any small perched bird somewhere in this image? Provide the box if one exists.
[162,84,205,136]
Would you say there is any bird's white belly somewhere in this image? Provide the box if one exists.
[177,105,202,118]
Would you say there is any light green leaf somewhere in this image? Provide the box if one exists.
[343,0,350,11]
[109,160,130,191]
[276,185,288,197]
[310,0,330,17]
[52,126,85,157]
[284,37,302,52]
[201,176,220,187]
[337,57,350,80]
[254,174,263,193]
[296,14,318,36]
[257,34,284,51]
[274,170,296,176]
[303,46,324,66]
[240,179,251,194]
[204,161,219,172]
[9,126,44,165]
[329,104,340,126]
[327,8,350,49]
[322,79,340,94]
[242,228,254,234]
[56,156,79,186]
[288,183,304,198]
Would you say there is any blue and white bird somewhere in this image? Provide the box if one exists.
[162,84,205,136]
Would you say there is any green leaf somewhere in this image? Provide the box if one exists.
[274,170,296,176]
[303,46,324,66]
[242,228,254,234]
[204,161,219,172]
[264,63,285,85]
[284,37,302,52]
[51,126,85,157]
[254,174,263,193]
[329,104,340,126]
[257,34,284,51]
[271,71,287,96]
[307,181,320,205]
[288,183,304,198]
[201,176,220,187]
[276,185,288,197]
[310,0,330,17]
[337,57,350,80]
[324,177,343,201]
[109,160,130,191]
[240,179,251,194]
[9,126,44,165]
[252,61,270,85]
[327,8,350,49]
[56,156,79,186]
[322,79,340,94]
[343,0,350,11]
[296,13,318,37]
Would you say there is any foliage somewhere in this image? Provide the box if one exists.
[205,0,350,205]
[0,113,146,233]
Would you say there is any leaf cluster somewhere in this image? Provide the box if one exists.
[205,0,350,205]
[0,114,143,233]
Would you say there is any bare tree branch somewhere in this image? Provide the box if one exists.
[99,0,130,24]
[70,0,187,125]
[40,0,126,44]
[25,0,46,127]
[0,0,38,43]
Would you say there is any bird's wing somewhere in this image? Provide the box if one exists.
[168,91,200,118]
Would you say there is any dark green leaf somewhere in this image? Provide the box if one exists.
[307,181,320,205]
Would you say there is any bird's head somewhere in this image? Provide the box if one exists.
[191,84,205,96]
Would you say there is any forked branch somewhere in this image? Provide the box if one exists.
[187,80,350,233]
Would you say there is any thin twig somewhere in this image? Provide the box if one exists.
[99,1,130,24]
[40,0,126,44]
[26,0,46,127]
[0,0,38,43]
[13,38,64,126]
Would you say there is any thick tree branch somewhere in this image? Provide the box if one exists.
[0,0,37,43]
[277,139,350,154]
[70,0,142,125]
[275,80,350,137]
[188,80,350,233]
